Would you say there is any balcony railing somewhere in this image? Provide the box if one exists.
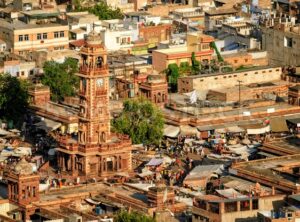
[96,90,107,96]
[79,65,108,74]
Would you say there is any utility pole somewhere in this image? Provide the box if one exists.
[237,80,243,107]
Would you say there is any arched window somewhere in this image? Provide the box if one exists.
[80,132,85,143]
[96,56,103,68]
[82,55,88,66]
[100,132,106,143]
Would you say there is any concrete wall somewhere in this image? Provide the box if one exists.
[152,50,168,72]
[262,27,300,66]
[178,66,282,93]
[0,202,18,217]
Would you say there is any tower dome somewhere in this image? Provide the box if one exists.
[14,158,33,176]
[86,30,102,45]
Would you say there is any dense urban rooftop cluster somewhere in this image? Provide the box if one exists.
[0,0,299,221]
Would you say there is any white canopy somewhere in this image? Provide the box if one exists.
[0,128,11,136]
[216,188,247,199]
[163,124,180,138]
[180,125,198,136]
[35,118,61,132]
[247,125,270,135]
[226,126,245,133]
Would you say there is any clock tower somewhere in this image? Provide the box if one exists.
[77,30,110,147]
[56,31,132,177]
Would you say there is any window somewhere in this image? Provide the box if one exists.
[245,59,248,62]
[262,71,266,73]
[255,72,258,74]
[37,33,42,40]
[60,31,64,37]
[234,60,238,63]
[24,34,29,41]
[244,73,248,76]
[54,31,59,38]
[240,200,250,211]
[284,37,293,48]
[43,33,47,39]
[234,75,237,77]
[252,199,259,210]
[18,35,23,41]
[116,37,120,43]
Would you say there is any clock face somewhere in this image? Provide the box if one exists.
[97,78,103,87]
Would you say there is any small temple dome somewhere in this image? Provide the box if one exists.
[86,30,102,45]
[14,158,33,176]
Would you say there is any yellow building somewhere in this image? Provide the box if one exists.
[0,12,69,56]
[152,32,214,72]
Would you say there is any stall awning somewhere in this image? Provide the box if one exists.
[247,125,270,135]
[257,151,277,158]
[216,188,247,199]
[0,128,11,136]
[287,118,300,127]
[35,118,61,132]
[215,128,227,134]
[85,198,100,205]
[163,124,180,138]
[180,125,198,136]
[146,158,163,166]
[270,117,289,132]
[226,126,245,133]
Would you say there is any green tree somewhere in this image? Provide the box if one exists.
[112,97,164,146]
[0,73,29,124]
[166,63,180,92]
[41,58,79,102]
[210,42,224,62]
[74,1,124,20]
[115,210,155,222]
[191,52,201,74]
[179,61,191,76]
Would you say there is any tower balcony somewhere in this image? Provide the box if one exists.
[79,65,108,75]
[59,136,79,152]
[96,89,107,96]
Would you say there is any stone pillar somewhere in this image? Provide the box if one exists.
[206,202,210,211]
[8,184,11,200]
[100,157,104,173]
[103,158,106,172]
[116,156,119,171]
[237,201,241,211]
[62,156,65,171]
[72,155,76,171]
[219,202,225,214]
[67,157,71,171]
[249,199,253,210]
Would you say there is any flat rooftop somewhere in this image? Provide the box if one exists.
[154,46,187,54]
[0,18,67,30]
[211,80,287,93]
[181,65,280,79]
[231,154,300,192]
[261,137,300,155]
